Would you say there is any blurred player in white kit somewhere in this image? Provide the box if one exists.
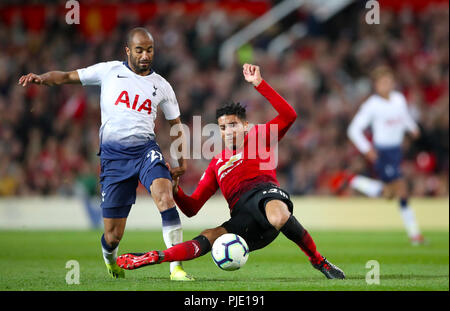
[347,65,426,245]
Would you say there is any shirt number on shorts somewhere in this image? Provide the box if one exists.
[148,150,163,162]
[262,188,288,199]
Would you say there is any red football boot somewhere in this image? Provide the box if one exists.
[116,251,164,270]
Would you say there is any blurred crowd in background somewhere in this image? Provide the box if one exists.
[0,0,448,198]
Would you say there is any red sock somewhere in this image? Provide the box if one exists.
[280,216,323,265]
[161,240,201,262]
[347,172,356,183]
[297,230,323,265]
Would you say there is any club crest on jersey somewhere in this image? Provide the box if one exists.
[114,90,152,114]
[218,153,243,180]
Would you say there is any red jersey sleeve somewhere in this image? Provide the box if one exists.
[174,159,219,217]
[254,80,298,143]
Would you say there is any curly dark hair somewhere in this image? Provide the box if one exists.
[215,102,247,121]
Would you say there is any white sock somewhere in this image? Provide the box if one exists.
[399,206,421,238]
[163,225,184,272]
[349,175,384,197]
[161,207,184,273]
[101,235,119,265]
[102,244,119,265]
[102,246,118,265]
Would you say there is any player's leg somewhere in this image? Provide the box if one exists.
[103,217,127,250]
[160,226,227,262]
[117,226,226,269]
[349,147,402,198]
[139,143,191,280]
[102,214,129,278]
[99,157,138,279]
[349,175,385,198]
[265,200,322,262]
[377,146,425,244]
[265,199,345,279]
[149,177,190,279]
[389,178,425,244]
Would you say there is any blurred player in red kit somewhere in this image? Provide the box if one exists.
[117,64,345,279]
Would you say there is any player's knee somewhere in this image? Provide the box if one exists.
[151,178,176,210]
[267,212,290,230]
[153,189,175,211]
[265,201,291,230]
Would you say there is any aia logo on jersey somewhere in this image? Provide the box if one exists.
[114,90,152,114]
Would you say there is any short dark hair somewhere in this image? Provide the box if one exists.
[216,102,246,121]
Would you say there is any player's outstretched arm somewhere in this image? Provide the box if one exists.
[18,70,81,87]
[172,161,219,218]
[243,63,297,141]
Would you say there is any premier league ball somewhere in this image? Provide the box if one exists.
[211,234,249,271]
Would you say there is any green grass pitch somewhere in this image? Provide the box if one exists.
[0,230,448,291]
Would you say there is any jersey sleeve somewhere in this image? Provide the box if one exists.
[77,62,112,86]
[347,99,374,154]
[174,160,219,217]
[398,93,419,134]
[254,80,298,144]
[159,81,181,120]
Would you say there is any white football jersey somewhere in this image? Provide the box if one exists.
[77,61,180,157]
[347,91,418,153]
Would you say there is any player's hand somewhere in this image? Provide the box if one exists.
[170,161,186,179]
[365,148,378,163]
[18,73,43,87]
[170,167,186,179]
[165,161,182,194]
[172,177,179,195]
[243,63,262,87]
[411,129,421,140]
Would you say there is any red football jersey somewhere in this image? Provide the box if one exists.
[174,80,297,216]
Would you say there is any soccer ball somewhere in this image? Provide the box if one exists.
[211,233,249,271]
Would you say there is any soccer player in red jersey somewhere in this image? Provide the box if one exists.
[117,64,345,279]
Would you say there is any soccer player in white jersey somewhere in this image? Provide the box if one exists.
[18,27,193,280]
[347,65,425,245]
